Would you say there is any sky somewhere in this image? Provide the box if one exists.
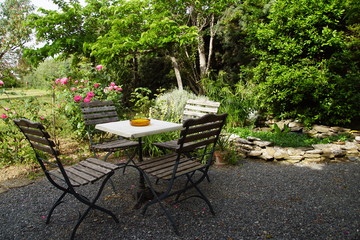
[32,0,59,10]
[31,0,86,11]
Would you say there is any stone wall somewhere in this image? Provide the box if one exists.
[231,133,360,164]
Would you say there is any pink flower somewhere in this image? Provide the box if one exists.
[70,87,77,91]
[94,83,100,88]
[55,79,61,84]
[95,65,103,71]
[39,116,45,120]
[1,113,8,119]
[117,87,123,91]
[83,97,92,103]
[60,77,68,85]
[73,95,82,102]
[110,82,116,86]
[74,80,79,83]
[0,80,4,85]
[86,91,95,98]
[4,107,10,111]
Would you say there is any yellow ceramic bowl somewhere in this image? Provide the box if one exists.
[130,118,150,127]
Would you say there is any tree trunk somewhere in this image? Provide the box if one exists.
[198,36,207,79]
[170,56,183,90]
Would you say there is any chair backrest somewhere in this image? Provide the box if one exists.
[13,119,67,185]
[80,100,119,126]
[176,113,227,162]
[182,99,220,122]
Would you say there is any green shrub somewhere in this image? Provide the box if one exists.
[150,88,199,123]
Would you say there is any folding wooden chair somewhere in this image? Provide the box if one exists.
[13,119,121,240]
[80,100,138,163]
[153,99,221,152]
[137,113,227,235]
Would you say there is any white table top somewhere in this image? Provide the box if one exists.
[95,119,183,139]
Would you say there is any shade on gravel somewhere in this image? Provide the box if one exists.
[0,159,359,240]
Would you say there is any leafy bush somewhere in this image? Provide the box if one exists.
[244,0,360,126]
[203,71,257,127]
[53,62,127,137]
[0,92,52,166]
[150,88,199,123]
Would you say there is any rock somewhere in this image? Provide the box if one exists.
[265,147,276,157]
[236,138,253,145]
[228,134,240,142]
[273,148,289,159]
[306,149,323,154]
[285,155,304,161]
[253,140,272,147]
[288,121,304,128]
[303,157,326,163]
[259,152,273,161]
[235,143,254,151]
[313,125,331,133]
[355,136,360,142]
[247,136,261,142]
[287,148,306,156]
[341,142,359,150]
[248,150,262,157]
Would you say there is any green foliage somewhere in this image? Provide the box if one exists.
[53,60,127,137]
[0,0,34,82]
[150,88,198,123]
[244,0,360,126]
[0,89,51,166]
[23,58,72,89]
[203,71,257,127]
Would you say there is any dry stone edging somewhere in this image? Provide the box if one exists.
[232,134,360,164]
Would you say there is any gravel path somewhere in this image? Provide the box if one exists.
[0,159,359,240]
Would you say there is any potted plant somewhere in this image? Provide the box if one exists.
[213,133,238,166]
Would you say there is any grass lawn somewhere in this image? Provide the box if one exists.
[0,88,50,100]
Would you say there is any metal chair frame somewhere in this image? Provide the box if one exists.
[136,113,227,235]
[13,118,121,240]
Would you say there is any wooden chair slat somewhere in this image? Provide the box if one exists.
[181,129,220,143]
[78,160,112,174]
[72,164,104,178]
[83,112,118,120]
[85,117,119,126]
[31,142,59,155]
[178,138,216,153]
[185,99,220,107]
[26,134,56,147]
[80,100,114,108]
[81,106,117,114]
[19,126,50,138]
[66,167,98,183]
[184,105,219,113]
[86,158,120,171]
[183,121,223,135]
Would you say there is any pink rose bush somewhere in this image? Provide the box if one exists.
[52,64,124,133]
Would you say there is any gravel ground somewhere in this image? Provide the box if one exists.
[0,159,359,240]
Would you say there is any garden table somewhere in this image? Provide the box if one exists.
[95,119,183,206]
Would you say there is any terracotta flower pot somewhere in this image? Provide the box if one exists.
[213,151,227,166]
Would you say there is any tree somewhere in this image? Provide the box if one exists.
[0,0,33,84]
[245,0,360,125]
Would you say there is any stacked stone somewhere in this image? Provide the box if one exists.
[261,119,356,139]
[233,135,360,163]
